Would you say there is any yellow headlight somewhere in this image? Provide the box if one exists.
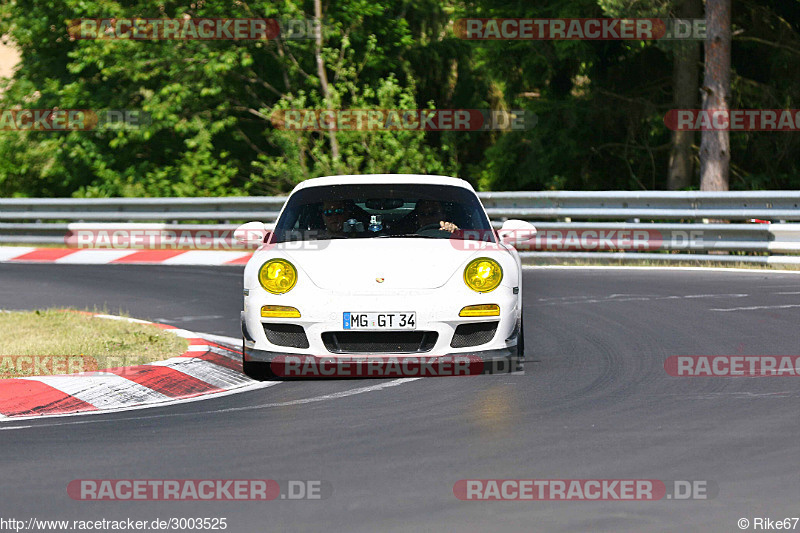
[258,259,298,294]
[463,257,503,293]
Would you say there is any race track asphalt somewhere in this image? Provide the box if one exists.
[1,264,799,532]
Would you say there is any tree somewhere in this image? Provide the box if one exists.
[666,0,702,190]
[0,0,456,197]
[699,0,731,191]
[314,0,339,161]
[2,0,799,196]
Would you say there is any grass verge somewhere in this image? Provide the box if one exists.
[0,309,189,378]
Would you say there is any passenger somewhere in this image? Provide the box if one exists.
[320,200,352,238]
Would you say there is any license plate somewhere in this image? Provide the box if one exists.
[343,312,416,330]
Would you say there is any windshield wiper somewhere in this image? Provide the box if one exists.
[374,233,442,239]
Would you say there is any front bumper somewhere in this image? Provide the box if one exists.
[242,345,520,377]
[243,287,520,355]
[243,344,516,363]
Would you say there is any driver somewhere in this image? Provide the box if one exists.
[414,200,459,233]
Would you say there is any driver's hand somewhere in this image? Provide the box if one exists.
[439,221,459,233]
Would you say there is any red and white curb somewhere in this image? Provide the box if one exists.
[0,247,253,266]
[0,314,263,420]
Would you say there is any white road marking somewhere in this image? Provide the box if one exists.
[169,328,206,339]
[199,334,241,346]
[683,294,746,299]
[524,265,800,274]
[533,293,749,307]
[678,391,798,400]
[93,314,151,324]
[153,315,225,323]
[535,296,589,302]
[212,378,422,413]
[710,304,800,312]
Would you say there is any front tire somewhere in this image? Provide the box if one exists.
[242,339,276,380]
[515,310,525,371]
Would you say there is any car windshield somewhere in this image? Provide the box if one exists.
[271,183,494,243]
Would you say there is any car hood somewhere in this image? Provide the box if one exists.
[265,238,489,290]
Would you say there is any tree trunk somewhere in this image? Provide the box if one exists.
[699,0,731,191]
[667,0,702,190]
[314,0,339,161]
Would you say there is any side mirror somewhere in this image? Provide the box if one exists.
[234,221,270,245]
[498,219,536,245]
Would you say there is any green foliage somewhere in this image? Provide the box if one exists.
[0,0,798,197]
[251,74,455,195]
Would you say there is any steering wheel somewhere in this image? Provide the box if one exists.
[416,223,449,237]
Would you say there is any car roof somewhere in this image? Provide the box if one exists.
[291,174,476,193]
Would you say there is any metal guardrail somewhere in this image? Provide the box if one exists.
[478,191,800,221]
[1,192,798,264]
[0,197,284,221]
[2,191,800,221]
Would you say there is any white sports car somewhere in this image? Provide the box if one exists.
[236,174,535,378]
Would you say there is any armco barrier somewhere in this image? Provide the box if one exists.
[3,191,800,221]
[1,192,799,264]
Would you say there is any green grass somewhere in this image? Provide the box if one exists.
[0,309,189,378]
